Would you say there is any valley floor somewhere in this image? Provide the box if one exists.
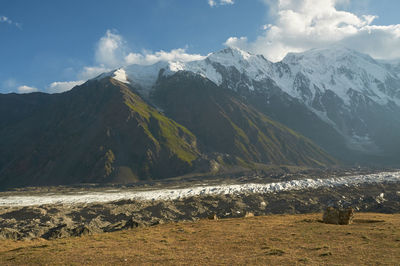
[1,170,399,206]
[0,213,399,265]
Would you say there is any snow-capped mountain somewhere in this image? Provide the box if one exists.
[109,47,271,92]
[279,47,400,105]
[271,47,400,155]
[105,46,400,162]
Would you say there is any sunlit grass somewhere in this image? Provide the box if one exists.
[0,213,398,265]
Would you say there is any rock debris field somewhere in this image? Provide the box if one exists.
[0,171,399,240]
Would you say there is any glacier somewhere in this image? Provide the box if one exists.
[1,171,399,207]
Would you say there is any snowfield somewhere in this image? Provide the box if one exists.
[1,171,399,207]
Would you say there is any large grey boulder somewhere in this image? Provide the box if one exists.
[323,207,354,225]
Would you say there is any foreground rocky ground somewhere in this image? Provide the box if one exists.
[0,179,399,240]
[0,213,399,265]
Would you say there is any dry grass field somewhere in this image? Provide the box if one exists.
[0,213,399,265]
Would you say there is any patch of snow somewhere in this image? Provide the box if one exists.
[183,59,223,85]
[123,61,169,89]
[112,68,130,84]
[0,171,399,207]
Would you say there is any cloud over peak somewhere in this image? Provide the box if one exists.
[125,48,205,65]
[225,0,400,61]
[94,30,205,69]
[45,30,206,94]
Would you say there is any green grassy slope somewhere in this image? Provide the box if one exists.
[0,78,200,188]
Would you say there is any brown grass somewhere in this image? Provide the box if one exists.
[0,213,399,265]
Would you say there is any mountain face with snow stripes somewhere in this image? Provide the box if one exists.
[108,46,400,164]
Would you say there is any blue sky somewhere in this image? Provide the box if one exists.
[1,0,400,93]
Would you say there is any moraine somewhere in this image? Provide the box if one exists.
[1,171,399,207]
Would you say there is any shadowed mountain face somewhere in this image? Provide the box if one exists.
[151,72,336,167]
[0,78,200,188]
[0,74,335,188]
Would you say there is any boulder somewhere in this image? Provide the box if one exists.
[71,225,92,237]
[323,207,354,225]
[124,217,140,229]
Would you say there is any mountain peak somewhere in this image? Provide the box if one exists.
[213,46,250,55]
[208,46,253,63]
[283,46,376,66]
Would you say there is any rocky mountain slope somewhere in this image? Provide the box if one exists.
[0,75,334,188]
[0,78,201,188]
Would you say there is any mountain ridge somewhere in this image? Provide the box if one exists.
[1,46,399,188]
[100,46,400,163]
[0,78,203,188]
[0,75,336,188]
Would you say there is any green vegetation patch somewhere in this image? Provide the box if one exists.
[120,83,199,164]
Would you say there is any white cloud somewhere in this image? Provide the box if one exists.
[221,0,234,5]
[125,48,205,65]
[225,0,400,61]
[94,30,205,67]
[0,16,21,29]
[45,30,205,94]
[95,30,127,68]
[17,85,38,93]
[208,0,234,7]
[47,80,85,93]
[77,30,205,79]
